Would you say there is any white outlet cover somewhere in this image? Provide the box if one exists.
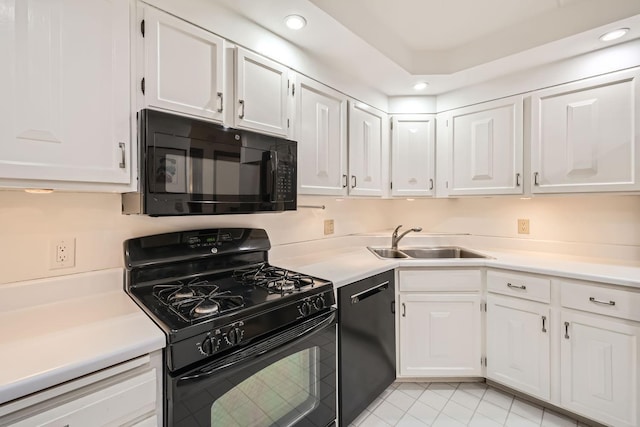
[50,237,76,269]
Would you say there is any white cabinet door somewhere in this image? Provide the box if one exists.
[142,6,224,122]
[531,68,640,193]
[398,293,481,377]
[10,369,157,427]
[348,101,385,196]
[391,115,436,197]
[486,294,551,401]
[235,47,290,137]
[561,311,639,427]
[295,76,348,196]
[0,0,131,188]
[445,96,523,196]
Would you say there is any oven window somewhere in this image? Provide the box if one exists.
[209,347,320,427]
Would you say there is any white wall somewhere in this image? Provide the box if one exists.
[0,191,393,284]
[391,195,640,248]
[3,189,639,285]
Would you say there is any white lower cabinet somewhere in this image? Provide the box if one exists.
[397,269,482,378]
[559,278,640,427]
[486,294,550,400]
[0,354,161,427]
[561,310,639,427]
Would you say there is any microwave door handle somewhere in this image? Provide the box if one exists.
[270,151,278,202]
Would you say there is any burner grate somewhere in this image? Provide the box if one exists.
[153,278,244,323]
[233,263,315,294]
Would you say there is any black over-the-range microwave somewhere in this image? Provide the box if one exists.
[122,109,297,216]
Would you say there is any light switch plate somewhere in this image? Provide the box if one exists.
[324,219,335,235]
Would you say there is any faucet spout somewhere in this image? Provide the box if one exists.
[391,225,422,250]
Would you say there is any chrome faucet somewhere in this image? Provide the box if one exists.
[391,225,422,250]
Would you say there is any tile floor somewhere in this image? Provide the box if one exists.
[349,382,589,427]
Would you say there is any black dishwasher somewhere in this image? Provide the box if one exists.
[337,269,396,426]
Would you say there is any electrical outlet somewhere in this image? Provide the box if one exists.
[324,219,335,235]
[50,237,76,269]
[517,219,530,235]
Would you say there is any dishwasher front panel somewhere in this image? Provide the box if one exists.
[337,269,396,426]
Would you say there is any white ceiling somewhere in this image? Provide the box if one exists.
[218,0,640,96]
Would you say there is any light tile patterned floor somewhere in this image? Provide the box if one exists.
[349,382,590,427]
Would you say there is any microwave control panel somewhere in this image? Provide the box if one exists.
[276,161,295,201]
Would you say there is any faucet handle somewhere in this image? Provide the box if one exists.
[393,225,403,235]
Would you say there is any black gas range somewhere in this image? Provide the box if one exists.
[124,228,337,427]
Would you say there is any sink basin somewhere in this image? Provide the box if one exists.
[368,248,408,258]
[367,246,490,260]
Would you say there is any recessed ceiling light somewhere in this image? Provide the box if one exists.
[599,28,629,42]
[285,15,307,30]
[413,82,428,91]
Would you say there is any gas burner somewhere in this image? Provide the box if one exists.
[153,278,244,322]
[194,301,220,315]
[233,263,315,294]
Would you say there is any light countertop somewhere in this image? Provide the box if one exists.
[0,268,165,406]
[271,234,640,289]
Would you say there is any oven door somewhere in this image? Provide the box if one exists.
[168,310,336,427]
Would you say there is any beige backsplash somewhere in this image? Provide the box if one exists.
[1,190,639,284]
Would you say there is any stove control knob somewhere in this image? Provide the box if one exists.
[313,295,326,310]
[200,336,220,356]
[299,301,312,316]
[226,327,243,346]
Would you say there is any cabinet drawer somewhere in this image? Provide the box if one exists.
[399,269,481,292]
[10,369,157,427]
[487,270,550,303]
[560,280,640,322]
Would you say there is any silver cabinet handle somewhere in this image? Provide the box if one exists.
[217,92,223,113]
[534,172,540,186]
[118,142,126,169]
[238,99,245,119]
[564,321,570,339]
[402,302,406,317]
[507,283,527,290]
[541,316,547,333]
[589,297,615,306]
[342,174,348,188]
[351,175,357,188]
[429,178,434,190]
[516,173,521,187]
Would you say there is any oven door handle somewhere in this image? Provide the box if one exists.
[180,311,336,382]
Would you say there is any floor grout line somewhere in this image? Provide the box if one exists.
[350,381,583,427]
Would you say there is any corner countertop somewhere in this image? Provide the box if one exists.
[270,234,640,290]
[0,268,165,406]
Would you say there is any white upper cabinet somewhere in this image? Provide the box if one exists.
[391,115,436,197]
[295,76,348,196]
[141,6,224,122]
[443,96,524,196]
[0,0,131,189]
[348,101,385,196]
[530,68,640,194]
[235,47,290,137]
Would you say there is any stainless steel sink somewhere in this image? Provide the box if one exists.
[368,248,408,258]
[367,246,490,259]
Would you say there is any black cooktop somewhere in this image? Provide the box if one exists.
[124,228,334,344]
